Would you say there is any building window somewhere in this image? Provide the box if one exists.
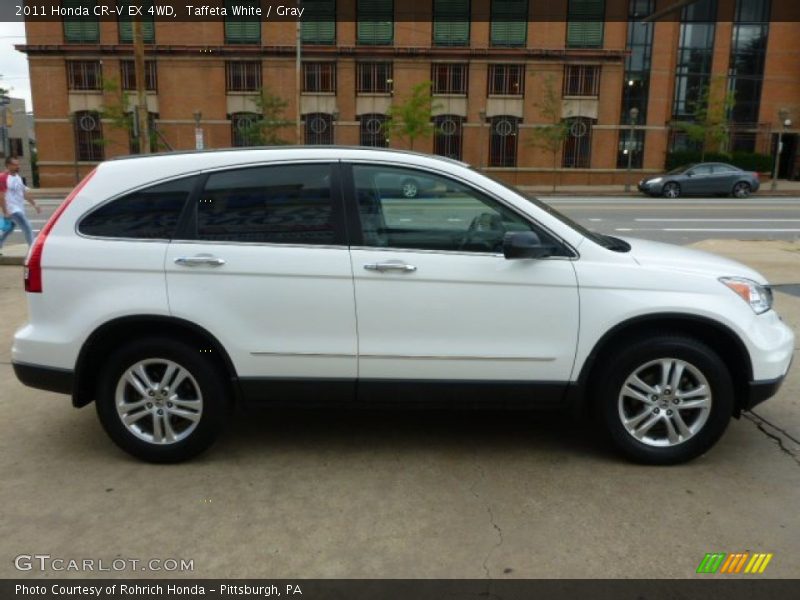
[433,115,464,160]
[433,0,470,47]
[305,113,334,145]
[224,0,261,44]
[128,112,159,154]
[672,0,717,120]
[490,0,528,47]
[488,65,524,96]
[356,63,392,94]
[63,1,99,43]
[120,61,158,92]
[563,117,593,168]
[728,0,770,148]
[357,0,393,45]
[563,65,600,97]
[432,64,468,95]
[74,110,104,161]
[360,114,388,147]
[617,0,654,168]
[231,112,262,147]
[489,116,519,167]
[567,0,605,48]
[67,60,102,91]
[9,138,24,158]
[302,0,336,44]
[303,63,336,93]
[118,1,155,43]
[226,62,262,92]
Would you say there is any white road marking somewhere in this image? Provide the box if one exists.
[634,218,800,222]
[616,228,800,233]
[588,218,603,222]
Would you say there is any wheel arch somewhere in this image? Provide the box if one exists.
[73,315,241,408]
[574,313,753,417]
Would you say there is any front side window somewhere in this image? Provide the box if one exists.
[352,165,554,254]
[196,164,338,245]
[79,176,196,239]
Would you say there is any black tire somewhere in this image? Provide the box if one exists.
[662,182,681,199]
[594,335,734,465]
[95,337,230,463]
[732,181,751,198]
[400,178,419,198]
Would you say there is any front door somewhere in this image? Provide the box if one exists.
[345,163,580,404]
[165,162,357,401]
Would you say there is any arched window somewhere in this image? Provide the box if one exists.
[359,114,388,147]
[562,117,594,168]
[489,116,519,167]
[305,113,334,145]
[74,111,104,162]
[433,115,464,160]
[230,112,262,147]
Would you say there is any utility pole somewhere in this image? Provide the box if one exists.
[132,19,151,154]
[295,0,302,145]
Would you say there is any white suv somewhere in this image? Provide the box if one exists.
[12,148,794,464]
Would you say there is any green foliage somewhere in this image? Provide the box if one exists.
[674,78,736,160]
[99,78,163,153]
[527,75,570,191]
[239,88,292,146]
[665,150,773,172]
[386,81,441,150]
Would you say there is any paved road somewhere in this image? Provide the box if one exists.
[4,195,800,247]
[542,196,800,245]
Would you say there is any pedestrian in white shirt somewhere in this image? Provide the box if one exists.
[0,156,41,251]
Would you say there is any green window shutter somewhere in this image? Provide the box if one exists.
[490,0,528,47]
[225,0,261,44]
[567,0,604,48]
[63,1,99,43]
[119,2,155,43]
[301,0,336,44]
[433,0,470,46]
[357,0,394,45]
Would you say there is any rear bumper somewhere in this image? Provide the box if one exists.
[13,361,74,395]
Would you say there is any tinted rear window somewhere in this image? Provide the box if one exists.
[79,176,196,239]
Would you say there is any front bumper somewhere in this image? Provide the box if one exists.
[638,180,661,194]
[743,374,787,411]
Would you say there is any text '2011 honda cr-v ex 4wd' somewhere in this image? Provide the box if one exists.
[12,148,794,464]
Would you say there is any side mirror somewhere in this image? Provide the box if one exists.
[503,231,552,259]
[686,171,694,177]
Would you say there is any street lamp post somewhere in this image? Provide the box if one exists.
[771,108,791,191]
[478,109,487,171]
[624,106,639,193]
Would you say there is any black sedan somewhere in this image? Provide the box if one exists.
[638,163,761,198]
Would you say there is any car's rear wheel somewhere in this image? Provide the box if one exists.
[95,337,229,463]
[401,178,419,198]
[662,182,681,199]
[595,335,734,465]
[732,181,751,198]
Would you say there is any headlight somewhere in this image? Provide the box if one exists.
[648,177,663,184]
[720,277,773,314]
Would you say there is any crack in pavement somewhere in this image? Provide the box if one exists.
[469,463,505,589]
[750,409,800,446]
[744,412,800,467]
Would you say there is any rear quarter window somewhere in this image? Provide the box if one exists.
[78,176,197,239]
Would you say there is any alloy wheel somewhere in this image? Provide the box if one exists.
[733,182,751,198]
[663,183,680,199]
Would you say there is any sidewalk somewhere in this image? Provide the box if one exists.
[0,244,27,266]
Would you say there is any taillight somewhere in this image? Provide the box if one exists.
[25,169,96,293]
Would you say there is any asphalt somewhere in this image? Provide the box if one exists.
[0,239,798,579]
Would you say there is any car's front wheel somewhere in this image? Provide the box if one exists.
[732,181,752,198]
[95,337,230,462]
[401,178,419,198]
[662,182,681,198]
[595,335,734,465]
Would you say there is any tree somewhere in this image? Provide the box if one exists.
[527,75,570,192]
[238,87,293,145]
[100,78,164,153]
[675,77,736,160]
[386,81,441,151]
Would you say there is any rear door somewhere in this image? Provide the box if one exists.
[165,162,358,401]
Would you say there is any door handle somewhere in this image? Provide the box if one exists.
[363,262,417,273]
[174,255,226,267]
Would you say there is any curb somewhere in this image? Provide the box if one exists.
[0,256,24,266]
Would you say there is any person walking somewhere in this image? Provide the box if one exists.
[0,156,41,253]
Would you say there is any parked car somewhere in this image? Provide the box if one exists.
[638,163,760,198]
[373,171,438,198]
[12,148,793,464]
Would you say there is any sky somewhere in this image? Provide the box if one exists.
[0,21,32,110]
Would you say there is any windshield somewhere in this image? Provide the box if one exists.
[474,169,630,252]
[667,164,695,175]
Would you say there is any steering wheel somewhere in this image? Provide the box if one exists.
[458,213,506,252]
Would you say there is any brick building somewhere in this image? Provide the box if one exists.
[17,0,800,187]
